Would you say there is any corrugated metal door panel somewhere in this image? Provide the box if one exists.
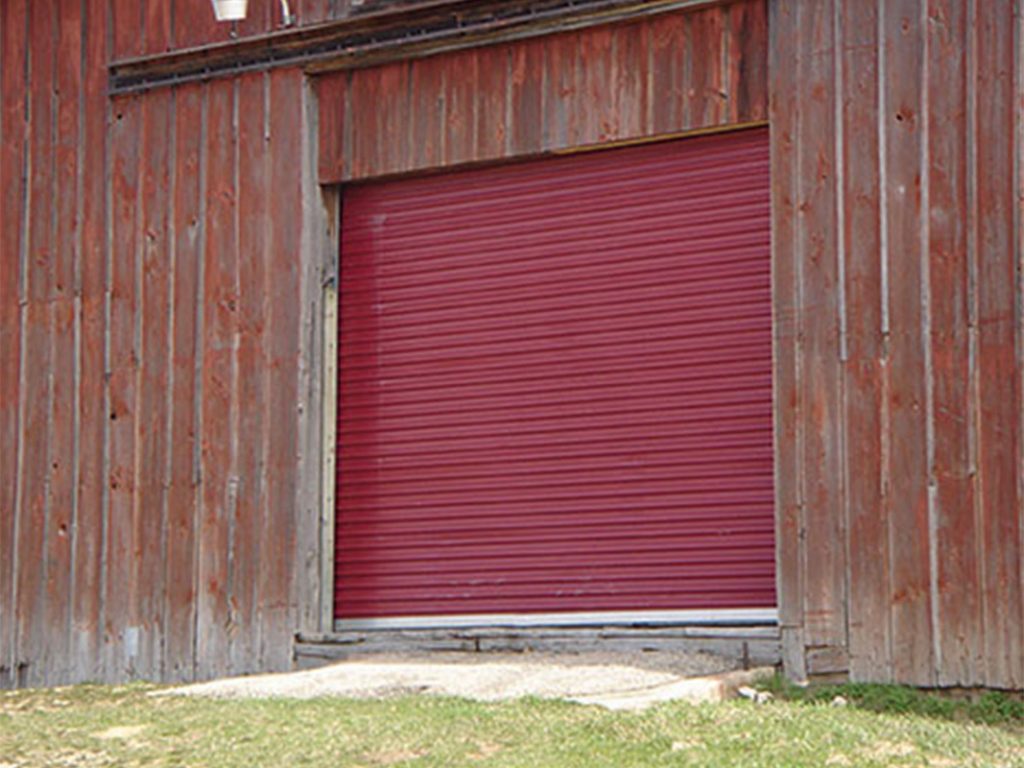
[335,126,775,621]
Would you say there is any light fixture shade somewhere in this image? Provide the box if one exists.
[211,0,248,21]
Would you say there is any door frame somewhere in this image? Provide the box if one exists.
[320,127,779,634]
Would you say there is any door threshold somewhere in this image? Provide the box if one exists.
[334,607,777,632]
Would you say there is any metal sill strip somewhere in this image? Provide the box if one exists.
[335,607,778,632]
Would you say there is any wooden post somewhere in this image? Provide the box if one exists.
[319,192,340,633]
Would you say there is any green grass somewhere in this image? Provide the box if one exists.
[758,671,1024,726]
[0,682,1021,767]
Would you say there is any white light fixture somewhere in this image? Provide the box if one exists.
[210,0,248,21]
[210,0,295,26]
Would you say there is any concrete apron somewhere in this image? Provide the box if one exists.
[158,656,775,711]
[568,668,773,710]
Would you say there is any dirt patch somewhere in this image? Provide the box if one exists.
[866,741,918,759]
[92,725,147,741]
[467,742,503,760]
[824,754,852,766]
[364,748,428,765]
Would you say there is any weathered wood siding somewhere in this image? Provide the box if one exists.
[3,0,1022,692]
[315,2,768,182]
[114,0,367,58]
[771,0,1024,689]
[0,0,323,687]
[1,0,765,688]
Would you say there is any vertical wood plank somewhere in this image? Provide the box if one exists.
[262,67,303,670]
[508,38,545,157]
[689,6,725,129]
[926,0,978,686]
[134,88,173,681]
[53,1,80,306]
[796,0,846,653]
[347,67,382,180]
[17,0,57,687]
[294,74,325,637]
[43,0,83,685]
[72,0,110,683]
[232,72,270,674]
[650,12,687,136]
[291,101,326,672]
[103,95,141,681]
[768,0,805,677]
[578,27,617,146]
[45,306,76,686]
[541,31,578,150]
[301,0,332,27]
[883,0,935,686]
[315,73,346,184]
[442,48,478,167]
[976,0,1023,689]
[163,82,204,683]
[840,0,890,683]
[196,78,238,681]
[723,2,741,126]
[238,0,272,40]
[318,191,340,633]
[613,21,649,143]
[1017,0,1024,694]
[0,0,28,688]
[474,45,509,162]
[111,0,142,61]
[172,0,227,51]
[733,0,768,122]
[144,0,172,55]
[384,62,412,175]
[409,58,444,172]
[17,319,50,686]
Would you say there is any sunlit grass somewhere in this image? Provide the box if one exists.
[0,680,1021,767]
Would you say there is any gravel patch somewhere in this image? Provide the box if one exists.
[158,650,741,704]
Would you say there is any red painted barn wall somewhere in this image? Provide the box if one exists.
[1,0,768,688]
[0,0,315,687]
[771,0,1024,688]
[3,0,1022,691]
[316,3,768,182]
[113,0,359,58]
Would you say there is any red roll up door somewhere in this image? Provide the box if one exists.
[335,127,775,626]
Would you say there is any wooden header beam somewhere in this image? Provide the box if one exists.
[108,0,722,94]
